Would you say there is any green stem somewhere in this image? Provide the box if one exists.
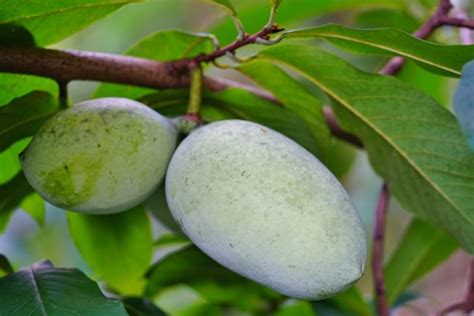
[187,64,203,115]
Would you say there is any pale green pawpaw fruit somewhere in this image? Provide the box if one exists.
[20,98,178,214]
[165,120,367,300]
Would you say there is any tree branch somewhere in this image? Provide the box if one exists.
[372,183,390,316]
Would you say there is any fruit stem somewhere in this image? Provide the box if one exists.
[187,63,203,118]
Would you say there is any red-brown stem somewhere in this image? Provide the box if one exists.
[323,107,363,148]
[373,183,390,316]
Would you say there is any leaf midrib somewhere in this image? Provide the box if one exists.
[1,1,139,24]
[263,56,473,226]
[285,29,460,76]
[28,265,47,316]
[0,109,57,139]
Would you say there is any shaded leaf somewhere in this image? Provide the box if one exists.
[355,8,419,32]
[0,172,32,233]
[67,205,153,295]
[283,24,474,76]
[0,74,57,107]
[0,260,127,315]
[0,0,139,46]
[0,23,35,46]
[95,30,214,99]
[0,91,60,152]
[327,288,373,316]
[257,44,474,252]
[454,60,474,150]
[145,183,182,233]
[0,254,14,275]
[122,297,166,316]
[384,218,458,304]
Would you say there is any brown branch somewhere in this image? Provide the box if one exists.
[372,183,390,316]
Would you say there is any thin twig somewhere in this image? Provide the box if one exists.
[373,183,390,316]
[323,107,363,148]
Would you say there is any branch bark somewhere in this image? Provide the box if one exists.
[372,183,390,316]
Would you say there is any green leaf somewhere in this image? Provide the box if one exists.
[0,24,35,46]
[20,193,46,227]
[0,260,127,315]
[355,9,419,32]
[327,288,373,316]
[67,205,153,295]
[95,30,214,99]
[0,91,60,152]
[257,44,474,252]
[0,254,14,275]
[0,0,139,46]
[0,74,57,107]
[203,0,238,16]
[238,60,357,178]
[0,172,32,233]
[276,300,315,316]
[145,245,271,297]
[384,218,458,304]
[122,297,166,316]
[0,138,30,184]
[283,24,474,76]
[153,234,190,250]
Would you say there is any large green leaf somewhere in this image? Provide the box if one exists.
[256,44,474,252]
[95,30,214,99]
[328,288,373,316]
[0,91,60,152]
[384,218,458,304]
[237,60,356,178]
[283,24,474,77]
[0,0,139,46]
[20,193,46,227]
[0,74,57,107]
[0,260,127,315]
[0,172,32,233]
[67,205,153,295]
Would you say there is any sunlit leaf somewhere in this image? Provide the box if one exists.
[20,193,46,227]
[0,0,140,46]
[67,205,153,295]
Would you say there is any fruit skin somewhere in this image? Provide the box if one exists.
[166,120,367,300]
[20,97,177,214]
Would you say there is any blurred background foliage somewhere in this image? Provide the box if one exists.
[0,0,472,315]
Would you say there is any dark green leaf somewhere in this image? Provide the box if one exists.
[0,172,32,233]
[0,260,127,315]
[122,297,166,316]
[0,91,60,152]
[145,245,271,298]
[283,24,474,76]
[257,44,474,252]
[0,24,35,46]
[0,254,14,275]
[67,205,153,295]
[0,0,140,46]
[384,218,458,304]
[95,30,214,99]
